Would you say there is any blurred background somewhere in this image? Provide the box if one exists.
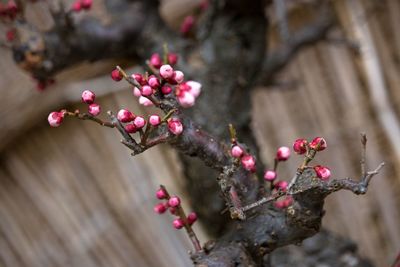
[0,0,399,266]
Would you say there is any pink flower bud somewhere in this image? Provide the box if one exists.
[81,0,92,9]
[160,64,174,79]
[314,165,331,180]
[169,207,178,215]
[124,123,137,134]
[293,138,308,154]
[111,68,122,81]
[309,137,327,151]
[283,196,293,206]
[149,115,161,126]
[141,85,153,96]
[117,109,135,123]
[81,90,96,104]
[154,203,167,214]
[276,146,290,161]
[231,145,244,158]
[133,87,142,97]
[186,81,202,98]
[161,85,172,94]
[156,188,167,199]
[241,155,256,172]
[71,1,81,12]
[180,15,195,35]
[139,96,153,106]
[187,212,197,225]
[264,170,277,181]
[168,53,178,65]
[173,218,185,229]
[148,75,160,89]
[168,118,183,135]
[274,196,293,209]
[48,111,64,127]
[150,53,162,69]
[178,91,195,108]
[172,71,184,84]
[88,103,101,116]
[132,73,146,85]
[133,116,146,129]
[168,196,181,207]
[274,181,288,191]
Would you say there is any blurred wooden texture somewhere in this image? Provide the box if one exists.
[0,0,399,266]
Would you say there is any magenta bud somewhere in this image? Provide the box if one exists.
[314,165,331,180]
[156,188,167,199]
[293,138,308,154]
[309,137,327,151]
[264,170,277,181]
[168,196,181,207]
[231,145,244,158]
[81,90,96,104]
[88,103,101,116]
[241,154,256,172]
[172,218,185,229]
[276,146,290,161]
[154,203,167,214]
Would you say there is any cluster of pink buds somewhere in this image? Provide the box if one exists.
[71,0,92,12]
[154,186,198,230]
[262,146,290,184]
[230,144,256,172]
[81,90,101,116]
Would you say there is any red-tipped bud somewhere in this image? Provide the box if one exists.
[141,85,153,96]
[187,212,198,225]
[117,109,135,123]
[168,118,183,135]
[71,1,81,12]
[314,165,331,180]
[154,203,167,214]
[168,196,181,207]
[160,64,174,79]
[178,91,195,108]
[231,145,244,158]
[81,0,92,9]
[276,146,290,161]
[111,68,123,81]
[172,71,184,84]
[149,115,161,126]
[186,81,202,98]
[150,53,162,69]
[148,76,160,89]
[275,180,288,191]
[124,123,137,134]
[173,218,185,229]
[81,90,96,104]
[264,170,277,181]
[88,103,101,116]
[167,53,178,65]
[132,73,146,86]
[139,96,153,106]
[241,155,256,172]
[293,138,308,154]
[161,85,172,94]
[48,111,64,127]
[156,188,167,199]
[180,15,195,35]
[309,137,327,151]
[133,116,146,129]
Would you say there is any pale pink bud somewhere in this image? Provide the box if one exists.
[149,115,161,126]
[187,212,197,225]
[231,145,244,158]
[264,170,277,181]
[150,53,162,69]
[133,87,142,97]
[139,96,154,106]
[186,81,202,97]
[293,138,308,154]
[173,218,185,229]
[168,196,181,207]
[141,85,153,96]
[275,181,288,191]
[276,146,290,161]
[111,68,122,81]
[180,15,195,35]
[314,165,331,180]
[309,137,327,151]
[81,90,96,104]
[88,103,101,116]
[117,109,135,123]
[154,203,167,214]
[241,155,256,172]
[168,53,178,65]
[168,118,183,135]
[172,71,184,84]
[124,123,137,133]
[178,91,195,108]
[160,64,174,79]
[148,76,160,89]
[156,188,167,199]
[48,111,64,127]
[133,116,146,129]
[132,73,146,85]
[161,85,172,94]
